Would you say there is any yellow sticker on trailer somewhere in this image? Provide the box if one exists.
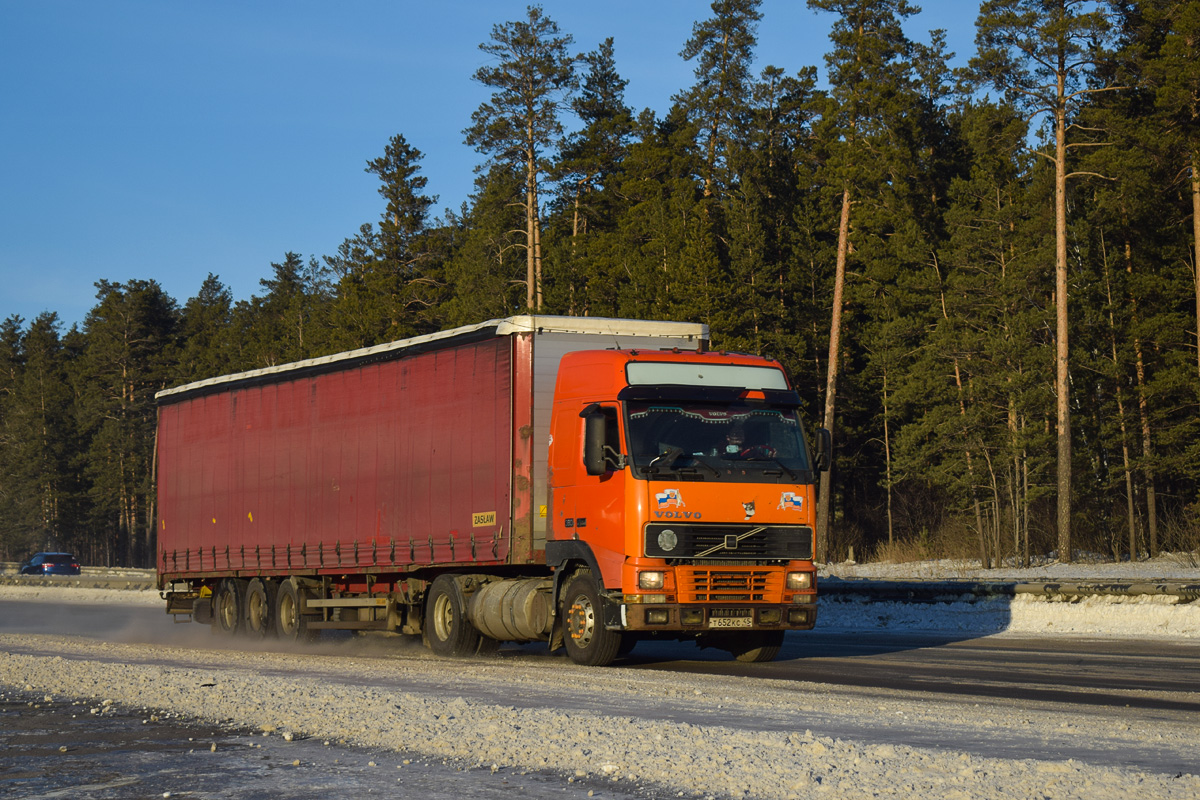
[472,511,497,527]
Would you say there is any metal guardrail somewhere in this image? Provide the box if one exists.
[819,578,1200,601]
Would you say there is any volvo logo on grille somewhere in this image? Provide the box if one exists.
[724,534,739,549]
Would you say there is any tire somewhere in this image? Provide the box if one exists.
[727,630,784,663]
[423,575,488,657]
[245,578,278,638]
[562,570,623,667]
[275,578,316,643]
[213,579,246,636]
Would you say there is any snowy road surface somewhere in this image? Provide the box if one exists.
[2,570,1199,799]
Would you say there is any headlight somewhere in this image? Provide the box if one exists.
[638,571,665,590]
[786,571,813,591]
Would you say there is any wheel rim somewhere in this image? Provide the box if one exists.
[279,592,298,636]
[567,592,596,647]
[247,591,266,632]
[218,589,237,631]
[432,592,454,641]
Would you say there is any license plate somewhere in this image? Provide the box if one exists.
[708,617,753,629]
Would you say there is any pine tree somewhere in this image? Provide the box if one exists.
[233,252,332,368]
[604,108,706,322]
[973,0,1123,562]
[176,274,234,382]
[5,314,78,557]
[0,316,25,558]
[676,0,763,199]
[76,280,178,566]
[806,0,920,560]
[465,6,578,312]
[549,37,634,314]
[1139,0,1200,386]
[441,166,530,324]
[327,135,443,346]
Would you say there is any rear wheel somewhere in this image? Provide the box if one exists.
[213,579,246,636]
[423,575,489,657]
[245,578,277,638]
[727,630,784,663]
[275,578,316,643]
[562,570,623,667]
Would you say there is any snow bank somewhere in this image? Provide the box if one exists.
[824,552,1200,582]
[819,592,1200,638]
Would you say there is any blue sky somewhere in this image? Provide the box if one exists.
[1,1,979,330]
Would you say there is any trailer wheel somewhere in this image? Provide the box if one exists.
[424,575,487,657]
[275,578,315,642]
[213,579,246,636]
[727,631,784,663]
[562,570,622,667]
[245,578,277,638]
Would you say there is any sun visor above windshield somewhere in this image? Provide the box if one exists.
[625,362,789,390]
[617,384,801,406]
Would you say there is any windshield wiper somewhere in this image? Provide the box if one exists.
[688,454,722,478]
[648,446,684,471]
[746,456,800,481]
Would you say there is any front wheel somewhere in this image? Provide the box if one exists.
[562,570,623,667]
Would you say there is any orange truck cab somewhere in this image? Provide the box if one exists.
[547,348,828,665]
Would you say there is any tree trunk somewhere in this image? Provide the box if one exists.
[1100,232,1138,560]
[1054,92,1072,563]
[816,186,851,563]
[525,137,539,312]
[1122,236,1158,556]
[882,366,893,548]
[937,261,987,567]
[1192,151,1200,382]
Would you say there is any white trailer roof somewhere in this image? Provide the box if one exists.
[156,315,708,401]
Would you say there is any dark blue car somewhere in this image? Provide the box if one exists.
[19,552,81,576]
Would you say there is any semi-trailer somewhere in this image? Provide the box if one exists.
[155,315,828,665]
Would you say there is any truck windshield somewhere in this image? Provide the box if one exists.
[625,401,811,482]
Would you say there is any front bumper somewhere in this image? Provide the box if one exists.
[614,601,817,632]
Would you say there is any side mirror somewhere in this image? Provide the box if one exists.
[581,405,608,476]
[814,427,832,472]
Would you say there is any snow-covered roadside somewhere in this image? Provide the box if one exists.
[5,563,1200,800]
[823,552,1200,582]
[3,635,1198,800]
[819,592,1200,638]
[0,583,162,606]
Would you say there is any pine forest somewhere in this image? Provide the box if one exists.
[3,0,1200,569]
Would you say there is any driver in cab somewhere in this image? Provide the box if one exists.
[719,423,776,459]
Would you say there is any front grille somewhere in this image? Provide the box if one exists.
[680,568,781,602]
[645,523,813,561]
